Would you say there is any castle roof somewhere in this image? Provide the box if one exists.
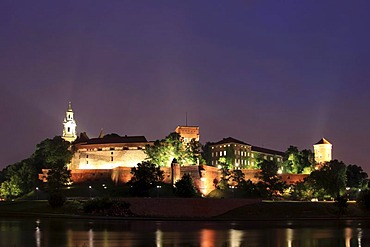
[74,133,149,146]
[251,145,285,157]
[212,137,284,157]
[315,138,331,145]
[213,137,250,146]
[86,134,148,144]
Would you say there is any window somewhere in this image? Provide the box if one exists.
[220,151,223,156]
[68,127,70,132]
[212,152,214,157]
[86,160,88,164]
[270,157,273,161]
[111,157,114,162]
[86,155,89,158]
[251,153,254,158]
[223,150,226,156]
[111,152,114,155]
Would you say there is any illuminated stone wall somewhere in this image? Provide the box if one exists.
[70,148,147,170]
[70,165,307,195]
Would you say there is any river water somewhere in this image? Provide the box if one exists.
[0,217,369,247]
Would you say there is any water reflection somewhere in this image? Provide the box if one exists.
[0,218,370,247]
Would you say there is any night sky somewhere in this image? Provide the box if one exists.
[1,1,370,172]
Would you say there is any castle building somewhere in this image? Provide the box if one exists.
[313,137,332,164]
[175,126,199,143]
[69,133,152,170]
[209,137,284,169]
[62,102,77,142]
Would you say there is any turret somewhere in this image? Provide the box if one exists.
[313,137,332,165]
[62,102,77,142]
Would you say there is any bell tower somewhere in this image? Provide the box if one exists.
[62,102,77,142]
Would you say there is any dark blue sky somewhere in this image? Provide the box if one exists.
[1,1,370,172]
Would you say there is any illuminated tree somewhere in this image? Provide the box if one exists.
[0,159,37,199]
[283,146,314,174]
[0,177,22,199]
[145,132,200,167]
[217,161,231,190]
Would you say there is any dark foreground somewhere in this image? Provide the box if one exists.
[0,198,369,220]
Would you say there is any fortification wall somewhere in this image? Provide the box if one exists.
[70,165,308,195]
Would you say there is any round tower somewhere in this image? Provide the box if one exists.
[62,102,77,142]
[313,137,332,165]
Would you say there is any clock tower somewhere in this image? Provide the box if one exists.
[62,102,77,142]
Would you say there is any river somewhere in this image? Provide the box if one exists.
[0,217,369,247]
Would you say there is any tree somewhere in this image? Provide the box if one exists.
[145,132,199,167]
[32,136,72,171]
[257,160,285,198]
[308,160,347,198]
[0,177,22,199]
[231,169,246,189]
[201,142,213,166]
[0,159,37,199]
[346,164,368,189]
[217,161,231,190]
[129,161,164,197]
[174,174,198,197]
[283,146,314,174]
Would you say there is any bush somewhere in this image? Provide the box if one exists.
[48,192,66,208]
[83,197,133,216]
[357,190,370,209]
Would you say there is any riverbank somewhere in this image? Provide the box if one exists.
[0,198,369,220]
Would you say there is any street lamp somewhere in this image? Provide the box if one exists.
[156,185,162,197]
[36,187,39,200]
[89,185,92,198]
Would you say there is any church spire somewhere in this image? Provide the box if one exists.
[62,102,77,142]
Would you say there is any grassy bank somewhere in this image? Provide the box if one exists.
[1,199,370,220]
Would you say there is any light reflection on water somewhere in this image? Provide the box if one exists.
[0,218,369,247]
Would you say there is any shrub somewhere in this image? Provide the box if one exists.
[48,192,66,208]
[83,197,133,216]
[357,190,370,209]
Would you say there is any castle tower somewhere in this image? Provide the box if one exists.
[313,137,332,165]
[175,126,199,144]
[62,102,77,142]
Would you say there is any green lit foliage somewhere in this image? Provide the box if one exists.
[283,146,314,174]
[217,161,231,190]
[0,177,22,199]
[174,173,198,197]
[129,161,164,197]
[145,132,200,167]
[256,160,286,199]
[308,160,347,198]
[186,138,201,165]
[0,159,37,199]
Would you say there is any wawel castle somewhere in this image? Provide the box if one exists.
[58,102,332,195]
